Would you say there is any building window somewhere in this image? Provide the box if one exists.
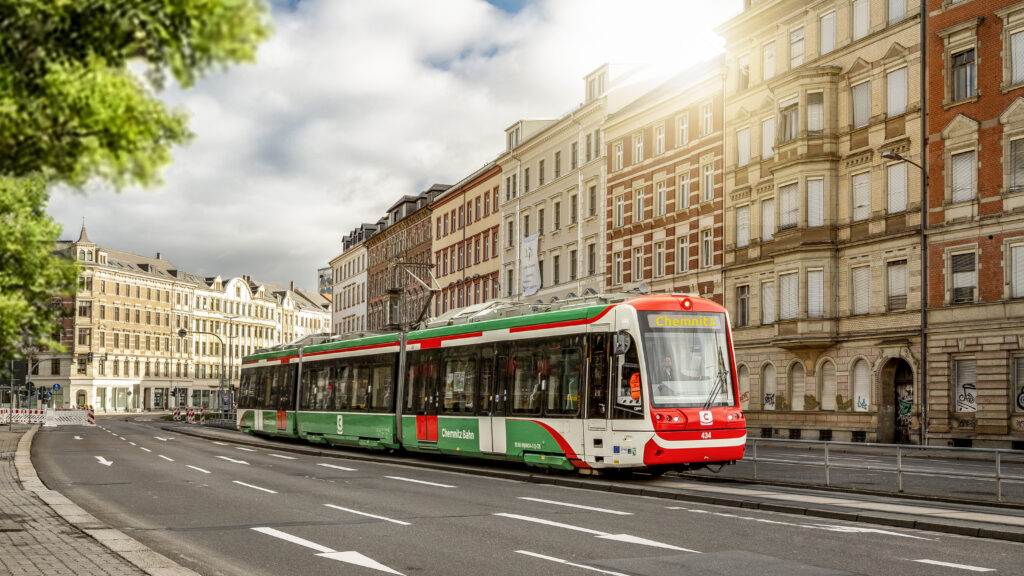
[852,265,871,315]
[571,142,578,170]
[736,285,749,327]
[506,269,514,297]
[852,358,870,411]
[852,81,871,129]
[780,271,798,320]
[701,103,713,136]
[737,54,749,90]
[538,209,544,235]
[613,252,623,285]
[570,194,578,224]
[820,12,835,55]
[615,195,625,227]
[677,173,690,210]
[853,0,869,41]
[1014,356,1024,412]
[887,67,907,116]
[807,92,823,134]
[569,249,577,281]
[77,328,91,346]
[633,189,645,223]
[654,125,665,156]
[955,358,978,413]
[538,159,545,186]
[676,237,688,273]
[761,198,775,241]
[633,248,643,281]
[887,162,907,214]
[554,151,561,179]
[1010,29,1024,86]
[613,142,623,171]
[951,252,976,304]
[951,150,976,203]
[1011,139,1024,191]
[788,362,805,411]
[654,242,665,277]
[779,182,798,230]
[737,127,750,167]
[1012,244,1024,298]
[655,181,667,216]
[789,27,804,68]
[888,260,907,310]
[952,49,976,102]
[808,178,824,227]
[524,168,531,194]
[780,98,798,142]
[701,229,713,268]
[633,134,643,164]
[762,363,777,410]
[507,220,514,247]
[852,171,871,221]
[762,42,775,80]
[701,163,714,202]
[736,205,750,248]
[587,243,596,276]
[677,114,689,147]
[762,117,775,159]
[553,254,560,285]
[588,185,597,217]
[808,269,824,318]
[762,281,776,324]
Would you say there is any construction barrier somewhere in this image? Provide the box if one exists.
[173,406,181,421]
[200,408,206,425]
[186,407,195,424]
[2,408,94,426]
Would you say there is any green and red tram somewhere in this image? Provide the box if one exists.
[236,294,746,473]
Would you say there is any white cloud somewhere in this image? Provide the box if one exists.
[48,0,740,290]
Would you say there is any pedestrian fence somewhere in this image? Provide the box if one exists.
[684,437,1024,504]
[1,407,94,426]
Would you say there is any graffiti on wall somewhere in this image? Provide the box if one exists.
[895,383,913,444]
[956,381,977,413]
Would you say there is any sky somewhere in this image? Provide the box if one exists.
[48,0,742,292]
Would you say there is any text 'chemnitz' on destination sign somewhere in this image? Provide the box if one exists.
[646,313,722,329]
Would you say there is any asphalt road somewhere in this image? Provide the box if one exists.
[32,419,1024,576]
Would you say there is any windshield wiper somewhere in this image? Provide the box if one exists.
[702,345,728,410]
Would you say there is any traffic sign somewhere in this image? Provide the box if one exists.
[52,383,61,392]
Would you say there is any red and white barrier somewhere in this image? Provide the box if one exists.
[2,408,94,426]
[186,407,195,424]
[173,406,181,421]
[200,408,206,425]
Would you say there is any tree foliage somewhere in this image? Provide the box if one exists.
[0,1,271,365]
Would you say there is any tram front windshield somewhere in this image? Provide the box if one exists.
[640,311,734,409]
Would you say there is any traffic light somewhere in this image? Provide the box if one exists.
[87,352,93,362]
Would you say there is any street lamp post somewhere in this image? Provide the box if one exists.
[222,315,239,412]
[177,327,226,412]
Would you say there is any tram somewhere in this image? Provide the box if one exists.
[236,294,746,474]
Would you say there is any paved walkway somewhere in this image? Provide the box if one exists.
[0,424,198,576]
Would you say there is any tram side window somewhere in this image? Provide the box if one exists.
[406,350,439,414]
[615,334,643,419]
[331,362,352,411]
[351,364,369,411]
[369,362,394,412]
[545,336,582,416]
[260,367,274,408]
[587,335,609,419]
[238,372,252,408]
[478,345,495,414]
[508,341,542,415]
[442,351,477,414]
[278,365,296,410]
[300,365,330,411]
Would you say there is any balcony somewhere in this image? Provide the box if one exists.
[771,317,837,350]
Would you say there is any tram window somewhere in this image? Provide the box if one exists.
[587,335,609,419]
[260,367,274,408]
[279,365,296,410]
[545,337,582,416]
[351,365,369,411]
[478,345,495,414]
[332,363,352,411]
[369,364,393,412]
[406,351,439,413]
[442,352,477,414]
[300,366,327,410]
[509,341,543,415]
[614,334,644,419]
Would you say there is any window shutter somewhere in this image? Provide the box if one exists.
[737,128,750,167]
[852,266,870,314]
[808,179,824,227]
[854,0,869,40]
[780,272,798,319]
[762,281,775,324]
[807,93,824,132]
[952,252,975,303]
[820,12,835,55]
[888,261,907,310]
[956,359,977,413]
[852,359,870,412]
[737,205,750,248]
[762,364,776,410]
[762,118,775,159]
[952,151,975,203]
[762,198,775,240]
[853,82,870,128]
[888,0,905,25]
[887,162,907,214]
[808,270,823,318]
[853,172,871,221]
[1013,245,1024,299]
[1013,31,1024,84]
[780,183,798,228]
[887,68,907,116]
[820,361,837,410]
[1012,140,1024,190]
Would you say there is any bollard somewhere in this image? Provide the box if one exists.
[200,408,206,425]
[173,406,181,421]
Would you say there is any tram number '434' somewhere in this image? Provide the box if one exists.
[701,432,712,439]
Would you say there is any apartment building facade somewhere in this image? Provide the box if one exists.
[431,163,502,317]
[719,0,925,443]
[603,58,726,304]
[925,0,1024,448]
[331,223,376,335]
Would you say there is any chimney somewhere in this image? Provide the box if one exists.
[290,281,295,291]
[243,274,251,283]
[156,252,162,260]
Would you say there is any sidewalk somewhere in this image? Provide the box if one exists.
[166,421,1024,544]
[0,425,198,576]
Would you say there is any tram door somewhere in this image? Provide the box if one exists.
[585,334,610,432]
[409,351,440,443]
[481,346,507,454]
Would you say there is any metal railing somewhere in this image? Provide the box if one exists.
[688,437,1024,504]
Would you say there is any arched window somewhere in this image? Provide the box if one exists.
[819,360,837,410]
[852,359,870,412]
[788,362,805,410]
[762,363,776,410]
[738,365,750,410]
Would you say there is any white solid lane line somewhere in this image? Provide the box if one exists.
[325,504,411,526]
[129,442,136,446]
[154,437,170,442]
[159,455,174,462]
[494,513,697,552]
[140,447,152,453]
[212,441,229,446]
[317,463,356,471]
[233,481,276,494]
[216,456,250,465]
[235,447,257,452]
[518,497,632,515]
[516,551,631,576]
[268,453,297,460]
[186,465,211,474]
[912,560,994,572]
[384,476,455,488]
